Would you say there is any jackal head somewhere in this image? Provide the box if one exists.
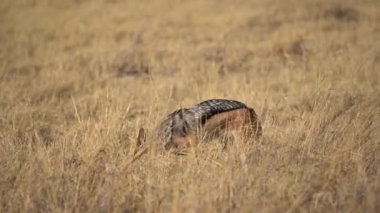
[162,108,199,150]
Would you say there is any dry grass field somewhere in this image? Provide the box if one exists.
[0,0,379,212]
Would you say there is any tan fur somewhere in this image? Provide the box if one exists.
[163,108,261,151]
[203,108,256,138]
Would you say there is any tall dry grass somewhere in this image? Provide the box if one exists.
[0,0,379,212]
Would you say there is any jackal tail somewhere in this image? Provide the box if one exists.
[125,127,149,167]
[134,128,146,155]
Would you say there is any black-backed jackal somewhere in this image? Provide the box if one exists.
[134,99,262,156]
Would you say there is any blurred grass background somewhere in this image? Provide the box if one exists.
[0,0,379,212]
